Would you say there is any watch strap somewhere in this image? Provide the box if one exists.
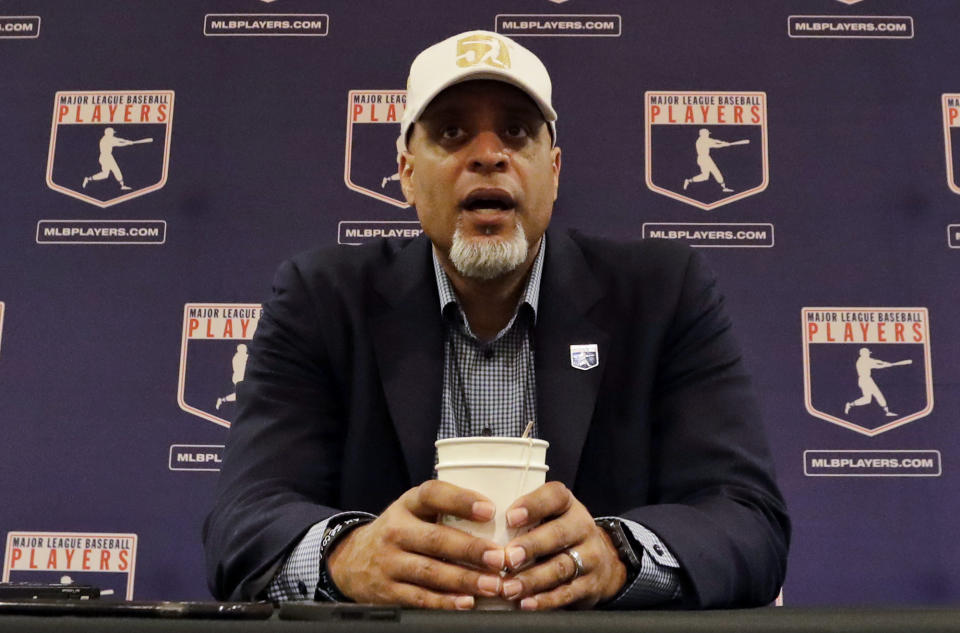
[596,518,643,574]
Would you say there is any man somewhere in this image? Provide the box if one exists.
[215,343,249,411]
[844,347,910,417]
[82,127,140,191]
[682,128,744,193]
[204,31,789,610]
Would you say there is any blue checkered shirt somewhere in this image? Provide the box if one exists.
[267,237,683,606]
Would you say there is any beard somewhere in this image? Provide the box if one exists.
[448,218,529,281]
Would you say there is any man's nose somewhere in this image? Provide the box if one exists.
[468,131,509,173]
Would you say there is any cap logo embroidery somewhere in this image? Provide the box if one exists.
[456,34,511,69]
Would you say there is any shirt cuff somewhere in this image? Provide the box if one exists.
[597,516,684,608]
[264,511,376,602]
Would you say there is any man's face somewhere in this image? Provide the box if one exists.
[400,80,561,279]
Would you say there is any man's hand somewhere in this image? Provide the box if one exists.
[499,482,627,610]
[326,480,507,609]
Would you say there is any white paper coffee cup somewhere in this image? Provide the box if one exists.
[435,437,549,610]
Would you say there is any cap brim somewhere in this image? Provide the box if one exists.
[399,67,557,153]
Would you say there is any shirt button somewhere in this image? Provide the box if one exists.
[297,581,308,597]
[653,544,664,556]
[483,347,494,359]
[481,427,493,436]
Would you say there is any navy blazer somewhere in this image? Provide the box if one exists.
[203,228,789,607]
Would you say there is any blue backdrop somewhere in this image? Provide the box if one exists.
[1,0,958,605]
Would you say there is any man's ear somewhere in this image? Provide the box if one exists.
[398,151,415,206]
[551,146,562,201]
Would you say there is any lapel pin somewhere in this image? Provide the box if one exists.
[570,344,599,371]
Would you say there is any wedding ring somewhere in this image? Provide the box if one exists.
[564,548,585,580]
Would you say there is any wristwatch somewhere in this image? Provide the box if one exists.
[595,518,643,580]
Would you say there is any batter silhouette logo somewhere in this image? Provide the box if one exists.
[46,91,174,208]
[646,91,768,210]
[943,94,960,195]
[456,33,511,69]
[344,90,409,208]
[178,303,262,428]
[3,532,138,599]
[802,308,933,436]
[570,344,599,370]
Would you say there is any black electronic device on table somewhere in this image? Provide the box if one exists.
[0,599,274,619]
[0,583,274,619]
[279,602,401,622]
[0,583,99,600]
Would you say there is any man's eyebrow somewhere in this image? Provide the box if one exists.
[420,103,543,123]
[419,104,467,122]
[502,104,544,120]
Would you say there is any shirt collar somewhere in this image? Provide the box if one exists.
[432,235,545,323]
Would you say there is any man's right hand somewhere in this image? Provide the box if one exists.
[326,480,507,609]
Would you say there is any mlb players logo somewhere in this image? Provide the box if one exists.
[802,308,933,436]
[3,532,138,599]
[46,91,174,207]
[646,92,768,210]
[570,344,599,370]
[942,94,960,195]
[178,304,262,428]
[344,90,409,208]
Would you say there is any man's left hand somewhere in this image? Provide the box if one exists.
[499,481,627,610]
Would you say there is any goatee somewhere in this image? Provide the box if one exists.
[448,220,528,281]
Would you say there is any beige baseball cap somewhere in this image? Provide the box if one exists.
[398,30,557,154]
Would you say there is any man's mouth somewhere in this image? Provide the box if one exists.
[460,188,517,213]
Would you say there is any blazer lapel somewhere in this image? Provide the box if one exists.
[535,230,609,488]
[369,236,444,486]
